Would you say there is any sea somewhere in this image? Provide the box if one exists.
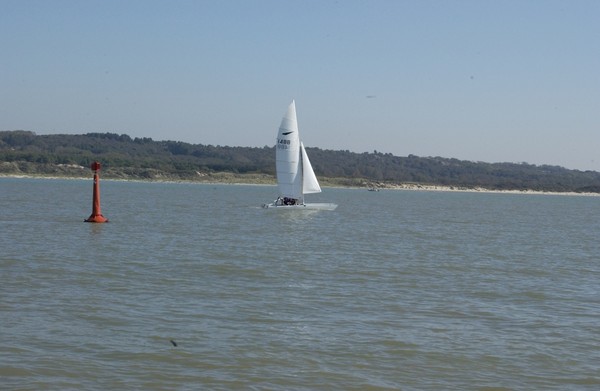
[1,177,599,390]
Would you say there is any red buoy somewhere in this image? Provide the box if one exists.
[84,161,108,223]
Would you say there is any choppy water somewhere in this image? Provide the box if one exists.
[1,177,599,390]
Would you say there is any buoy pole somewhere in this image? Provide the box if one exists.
[85,161,108,223]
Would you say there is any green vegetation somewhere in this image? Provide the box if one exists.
[2,130,600,193]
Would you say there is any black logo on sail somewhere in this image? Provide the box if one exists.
[282,131,294,135]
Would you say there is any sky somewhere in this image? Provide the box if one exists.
[1,0,599,171]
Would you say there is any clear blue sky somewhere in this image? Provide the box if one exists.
[2,0,599,171]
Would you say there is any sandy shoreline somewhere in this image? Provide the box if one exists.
[2,173,599,197]
[382,183,600,197]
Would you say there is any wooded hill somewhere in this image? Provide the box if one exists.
[2,130,600,193]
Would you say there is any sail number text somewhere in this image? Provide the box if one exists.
[277,138,291,150]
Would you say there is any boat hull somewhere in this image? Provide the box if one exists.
[262,202,337,210]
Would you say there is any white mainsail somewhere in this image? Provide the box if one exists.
[275,100,302,199]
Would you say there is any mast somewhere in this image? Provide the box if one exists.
[299,146,305,205]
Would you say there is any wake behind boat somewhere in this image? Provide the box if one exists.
[263,100,337,210]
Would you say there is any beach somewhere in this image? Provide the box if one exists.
[2,172,599,197]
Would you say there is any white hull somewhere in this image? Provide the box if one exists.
[262,202,337,210]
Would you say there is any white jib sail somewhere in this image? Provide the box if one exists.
[300,142,321,194]
[275,100,302,199]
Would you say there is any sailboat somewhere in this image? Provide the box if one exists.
[263,100,337,210]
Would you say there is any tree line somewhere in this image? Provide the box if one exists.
[2,130,600,193]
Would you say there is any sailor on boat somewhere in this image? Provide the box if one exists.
[276,197,297,206]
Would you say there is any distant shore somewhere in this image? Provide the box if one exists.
[2,172,599,197]
[382,182,600,197]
